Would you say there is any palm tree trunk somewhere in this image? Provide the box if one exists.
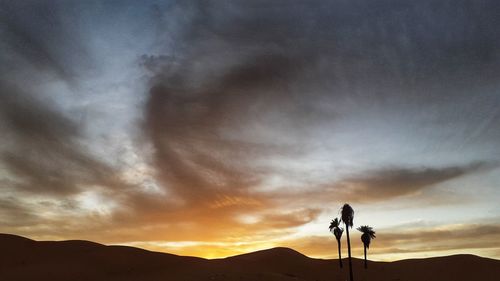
[364,245,367,269]
[337,239,343,268]
[346,227,354,281]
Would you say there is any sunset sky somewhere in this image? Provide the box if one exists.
[1,0,499,261]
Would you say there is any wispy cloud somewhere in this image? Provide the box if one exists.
[334,163,497,202]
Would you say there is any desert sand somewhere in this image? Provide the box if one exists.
[1,233,499,281]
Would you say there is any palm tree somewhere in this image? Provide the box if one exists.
[357,225,376,269]
[329,218,344,268]
[341,203,354,281]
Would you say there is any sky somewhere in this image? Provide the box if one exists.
[0,0,499,261]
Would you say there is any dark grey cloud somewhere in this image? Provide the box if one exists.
[335,162,496,201]
[0,83,118,195]
[160,0,500,88]
[271,162,496,207]
[0,0,90,81]
[0,1,127,196]
[144,0,500,205]
[143,52,309,204]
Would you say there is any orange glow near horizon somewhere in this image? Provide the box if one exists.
[19,219,498,261]
[117,236,500,261]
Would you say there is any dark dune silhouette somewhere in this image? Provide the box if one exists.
[1,233,499,281]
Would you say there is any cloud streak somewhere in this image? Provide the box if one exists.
[0,84,119,195]
[334,163,496,202]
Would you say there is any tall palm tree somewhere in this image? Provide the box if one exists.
[357,225,376,269]
[329,218,344,268]
[341,203,354,281]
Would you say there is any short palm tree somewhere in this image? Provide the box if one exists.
[357,225,376,269]
[329,218,344,268]
[341,203,354,281]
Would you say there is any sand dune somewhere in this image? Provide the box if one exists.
[1,233,499,281]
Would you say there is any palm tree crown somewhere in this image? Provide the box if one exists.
[341,203,354,228]
[329,218,344,240]
[357,225,376,248]
[329,217,340,230]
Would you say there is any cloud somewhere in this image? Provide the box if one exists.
[334,162,496,202]
[0,83,122,195]
[143,54,307,204]
[0,1,111,196]
[109,0,500,249]
[0,1,141,234]
[270,162,495,207]
[0,196,38,227]
[143,0,500,203]
[0,1,89,81]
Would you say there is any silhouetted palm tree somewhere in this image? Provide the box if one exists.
[341,203,354,281]
[329,218,344,268]
[357,225,376,269]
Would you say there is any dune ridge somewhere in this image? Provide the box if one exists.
[0,233,499,281]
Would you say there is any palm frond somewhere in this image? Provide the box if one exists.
[340,203,354,227]
[357,225,376,239]
[329,218,341,231]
